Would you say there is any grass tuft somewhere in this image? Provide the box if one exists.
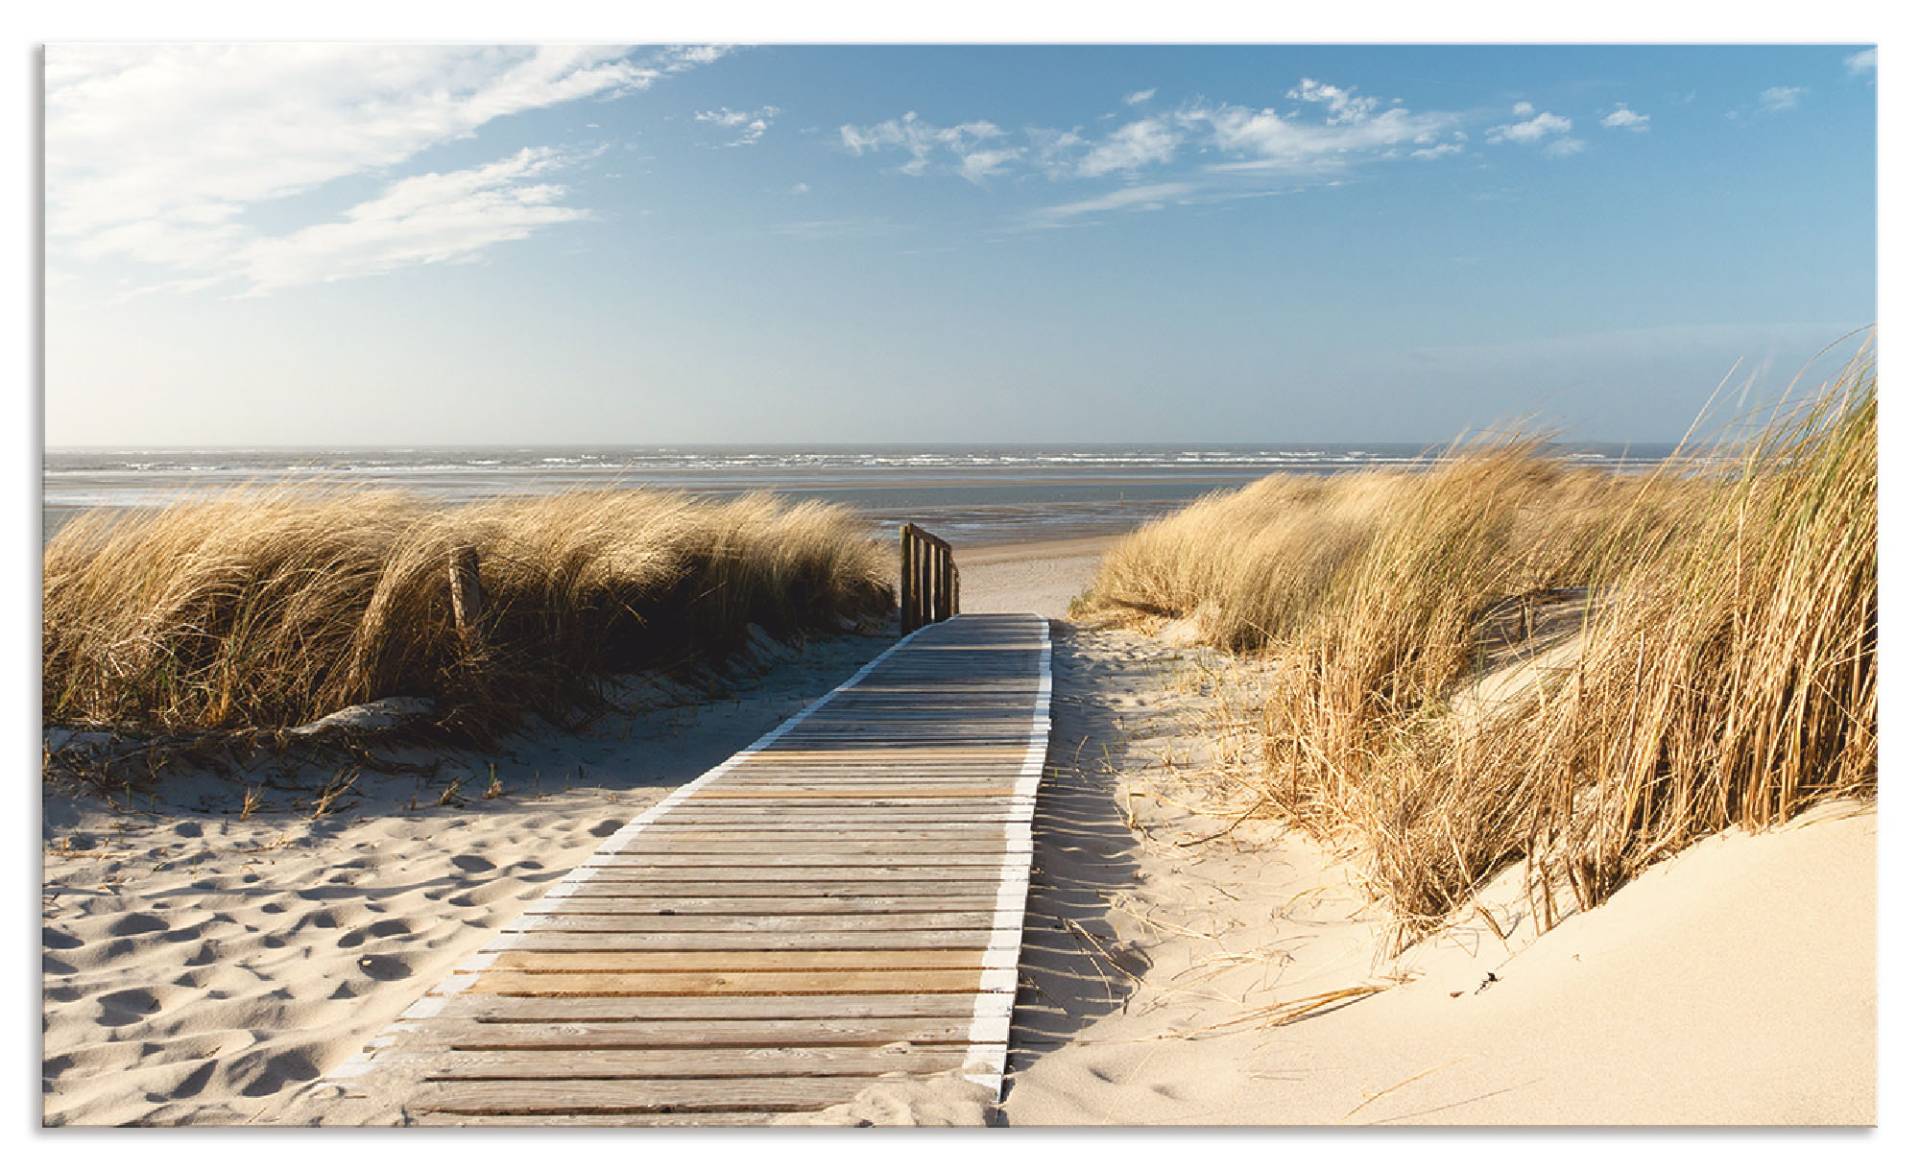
[1080,352,1876,943]
[43,488,891,736]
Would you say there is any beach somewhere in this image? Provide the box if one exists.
[42,526,1874,1126]
[42,632,893,1125]
[1001,624,1875,1125]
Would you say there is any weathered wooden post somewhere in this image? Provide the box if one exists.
[899,525,915,635]
[897,524,960,635]
[448,545,486,652]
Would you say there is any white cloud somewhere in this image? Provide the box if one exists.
[1844,48,1877,76]
[849,78,1457,191]
[1124,88,1157,106]
[1187,92,1456,174]
[1079,118,1181,177]
[1410,142,1464,160]
[1759,85,1806,113]
[233,148,591,295]
[1543,137,1587,158]
[1601,104,1650,131]
[840,112,1016,181]
[790,182,811,195]
[1512,101,1535,117]
[1286,78,1381,125]
[1028,127,1089,176]
[46,45,715,294]
[1487,108,1575,144]
[660,45,733,72]
[958,147,1023,183]
[1029,181,1197,227]
[695,105,779,146]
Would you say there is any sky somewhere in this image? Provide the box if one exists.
[43,43,1877,447]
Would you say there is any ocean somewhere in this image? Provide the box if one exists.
[42,443,1674,547]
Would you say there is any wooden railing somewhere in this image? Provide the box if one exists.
[899,523,960,635]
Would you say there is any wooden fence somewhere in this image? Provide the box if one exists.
[898,523,960,635]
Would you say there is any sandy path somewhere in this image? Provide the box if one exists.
[42,633,892,1126]
[956,536,1116,620]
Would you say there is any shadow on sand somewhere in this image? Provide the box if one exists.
[1006,621,1158,1083]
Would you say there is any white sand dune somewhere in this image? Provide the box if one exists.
[1002,623,1875,1126]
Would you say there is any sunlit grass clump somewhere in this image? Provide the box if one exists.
[43,489,892,735]
[1079,354,1877,942]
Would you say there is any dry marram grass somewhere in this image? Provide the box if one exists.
[43,489,891,735]
[1079,354,1877,942]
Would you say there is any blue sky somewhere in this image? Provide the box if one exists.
[44,44,1876,446]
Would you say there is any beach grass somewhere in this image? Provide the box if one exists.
[1078,353,1877,942]
[42,488,892,736]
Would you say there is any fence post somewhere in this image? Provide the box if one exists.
[899,525,914,635]
[448,545,486,652]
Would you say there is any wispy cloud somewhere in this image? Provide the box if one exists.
[1123,88,1157,106]
[850,78,1631,228]
[1028,181,1197,227]
[840,112,1015,182]
[234,147,593,295]
[1185,96,1457,174]
[695,104,779,146]
[1486,102,1584,157]
[1758,85,1806,113]
[660,45,734,72]
[1487,103,1573,143]
[1079,118,1182,177]
[1844,48,1877,77]
[848,77,1462,191]
[47,45,722,295]
[1601,104,1651,131]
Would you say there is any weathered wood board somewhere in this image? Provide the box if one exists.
[315,613,1051,1127]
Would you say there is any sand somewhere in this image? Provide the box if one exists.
[41,534,1876,1126]
[41,631,893,1126]
[956,535,1116,620]
[1002,623,1876,1126]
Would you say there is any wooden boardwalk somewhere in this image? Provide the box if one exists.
[320,613,1052,1126]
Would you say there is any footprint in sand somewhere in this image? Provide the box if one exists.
[108,912,170,937]
[93,988,162,1027]
[356,954,411,981]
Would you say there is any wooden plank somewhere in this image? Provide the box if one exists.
[557,881,1006,898]
[421,1047,970,1081]
[621,829,1017,842]
[413,1018,984,1048]
[528,895,1004,914]
[321,611,1048,1128]
[506,911,996,932]
[485,950,991,973]
[568,868,1021,883]
[598,849,1017,864]
[414,1077,911,1117]
[431,993,995,1023]
[413,1111,782,1127]
[470,969,994,998]
[683,788,1016,800]
[488,931,1003,953]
